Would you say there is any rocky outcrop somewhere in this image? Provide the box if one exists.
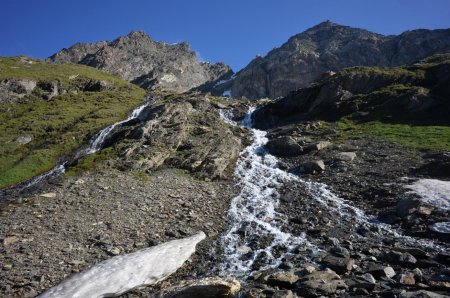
[213,21,450,99]
[48,31,233,92]
[160,277,240,298]
[253,53,450,128]
[98,93,247,180]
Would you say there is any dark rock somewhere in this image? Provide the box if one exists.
[299,160,326,174]
[322,255,354,274]
[396,198,423,217]
[366,264,396,279]
[297,270,342,296]
[265,136,303,157]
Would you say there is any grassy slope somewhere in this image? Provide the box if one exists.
[0,57,146,189]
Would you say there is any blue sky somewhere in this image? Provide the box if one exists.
[2,0,450,71]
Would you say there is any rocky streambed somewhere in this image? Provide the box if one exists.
[1,97,449,298]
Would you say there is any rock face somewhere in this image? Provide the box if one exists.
[214,21,450,99]
[253,53,450,128]
[100,92,246,180]
[48,31,233,92]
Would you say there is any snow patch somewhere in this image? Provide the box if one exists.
[405,179,450,211]
[38,232,206,298]
[429,222,450,234]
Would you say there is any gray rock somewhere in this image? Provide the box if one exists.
[366,264,396,279]
[396,197,422,217]
[400,290,450,298]
[398,272,416,285]
[297,269,342,296]
[266,271,299,289]
[162,277,240,298]
[48,31,232,93]
[322,255,354,274]
[336,152,357,162]
[306,141,332,152]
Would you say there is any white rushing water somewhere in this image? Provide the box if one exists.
[86,103,147,154]
[17,104,147,192]
[218,108,443,277]
[218,108,314,277]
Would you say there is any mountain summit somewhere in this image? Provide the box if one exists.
[48,31,233,92]
[215,21,450,99]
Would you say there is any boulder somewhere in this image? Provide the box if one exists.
[300,160,326,174]
[266,271,299,289]
[305,141,332,152]
[297,269,342,296]
[265,136,303,157]
[366,264,396,279]
[163,277,241,298]
[322,255,355,274]
[335,152,357,162]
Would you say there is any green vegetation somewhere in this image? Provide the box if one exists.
[64,147,117,178]
[0,57,146,189]
[337,119,450,152]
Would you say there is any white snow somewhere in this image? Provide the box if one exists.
[429,222,450,234]
[214,74,236,87]
[37,232,206,298]
[405,179,450,211]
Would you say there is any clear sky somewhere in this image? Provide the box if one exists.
[2,0,450,71]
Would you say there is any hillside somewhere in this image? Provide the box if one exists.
[0,56,146,189]
[213,21,450,99]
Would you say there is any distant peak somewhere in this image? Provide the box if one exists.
[126,30,151,40]
[309,20,339,30]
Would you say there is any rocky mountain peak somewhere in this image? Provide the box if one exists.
[212,22,450,99]
[48,31,233,92]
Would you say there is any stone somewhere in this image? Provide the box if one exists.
[2,235,19,246]
[163,277,240,298]
[17,135,33,145]
[360,273,376,284]
[297,269,342,296]
[336,152,357,162]
[366,264,396,279]
[265,136,303,157]
[300,160,326,174]
[40,192,57,198]
[322,255,354,274]
[266,271,299,289]
[398,272,416,285]
[306,141,332,152]
[272,290,294,298]
[400,290,450,298]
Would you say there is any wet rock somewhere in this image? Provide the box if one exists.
[366,264,396,279]
[265,136,303,157]
[299,160,325,174]
[398,272,416,285]
[266,271,299,289]
[393,247,428,258]
[400,290,450,298]
[384,251,417,267]
[162,277,240,298]
[322,255,355,274]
